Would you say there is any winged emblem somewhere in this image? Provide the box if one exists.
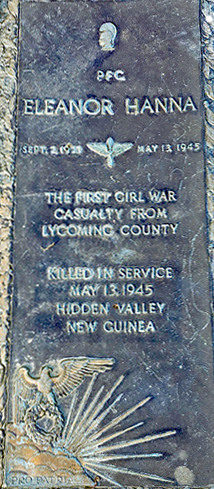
[86,137,133,168]
[13,357,114,446]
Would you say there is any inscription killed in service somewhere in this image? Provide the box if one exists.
[6,0,214,487]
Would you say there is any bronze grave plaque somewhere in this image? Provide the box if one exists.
[2,0,214,487]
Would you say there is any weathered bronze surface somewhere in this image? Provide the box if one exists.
[3,0,214,487]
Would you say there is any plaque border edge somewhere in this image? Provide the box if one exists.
[0,0,214,487]
[0,0,18,485]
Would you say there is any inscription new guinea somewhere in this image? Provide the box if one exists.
[66,320,156,334]
[6,1,214,488]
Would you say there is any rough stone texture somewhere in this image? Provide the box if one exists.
[0,0,214,487]
[0,0,18,484]
[202,0,214,279]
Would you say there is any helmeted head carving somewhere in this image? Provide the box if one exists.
[99,22,117,51]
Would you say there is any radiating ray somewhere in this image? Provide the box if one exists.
[85,461,175,483]
[73,385,104,434]
[85,374,124,425]
[89,395,152,443]
[81,429,177,455]
[82,393,123,441]
[80,396,152,455]
[73,393,123,454]
[65,384,105,449]
[86,453,164,462]
[66,385,104,446]
[61,391,77,441]
[84,420,145,451]
[54,372,177,487]
[83,463,123,487]
[76,375,124,442]
[66,373,98,438]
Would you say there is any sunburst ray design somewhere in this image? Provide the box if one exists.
[57,373,177,486]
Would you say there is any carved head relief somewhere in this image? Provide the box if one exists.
[99,22,117,51]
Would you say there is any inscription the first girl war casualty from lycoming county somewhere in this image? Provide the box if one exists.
[5,0,214,487]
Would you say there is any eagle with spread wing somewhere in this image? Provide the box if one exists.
[13,357,114,446]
